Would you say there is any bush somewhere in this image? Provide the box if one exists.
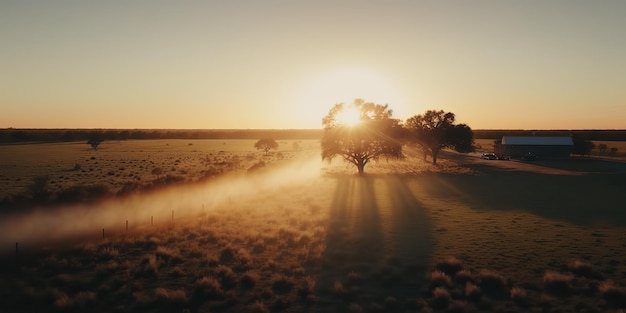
[599,280,626,308]
[431,287,452,309]
[271,274,296,294]
[216,265,238,289]
[195,276,224,298]
[155,288,187,304]
[435,257,464,276]
[240,271,259,290]
[543,270,573,295]
[428,270,452,288]
[567,259,594,277]
[465,282,481,302]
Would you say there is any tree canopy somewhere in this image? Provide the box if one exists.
[405,110,474,164]
[254,138,279,155]
[321,99,404,174]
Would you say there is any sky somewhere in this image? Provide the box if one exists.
[1,0,625,130]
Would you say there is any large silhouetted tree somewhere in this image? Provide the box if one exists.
[321,99,404,174]
[254,138,279,155]
[405,110,474,164]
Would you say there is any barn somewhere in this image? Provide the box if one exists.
[494,136,574,158]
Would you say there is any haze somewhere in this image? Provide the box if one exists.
[2,1,625,129]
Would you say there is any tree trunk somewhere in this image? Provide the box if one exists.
[432,148,440,165]
[356,158,366,175]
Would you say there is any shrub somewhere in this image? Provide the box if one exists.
[455,269,473,284]
[510,286,529,306]
[332,280,346,296]
[477,269,507,297]
[240,271,259,290]
[598,280,626,308]
[248,301,270,313]
[216,265,238,289]
[465,282,481,302]
[297,276,316,298]
[435,257,464,276]
[155,246,183,263]
[155,288,187,304]
[567,259,593,277]
[428,270,452,288]
[271,274,296,294]
[431,287,452,309]
[219,246,236,263]
[543,270,573,295]
[196,276,224,298]
[345,271,364,286]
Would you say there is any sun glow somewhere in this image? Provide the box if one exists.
[335,105,362,127]
[291,66,407,127]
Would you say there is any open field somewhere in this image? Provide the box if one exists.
[0,139,319,205]
[1,141,626,312]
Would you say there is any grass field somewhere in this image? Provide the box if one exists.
[1,140,626,312]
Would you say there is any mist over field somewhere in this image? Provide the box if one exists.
[0,150,323,249]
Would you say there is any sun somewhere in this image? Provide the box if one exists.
[335,105,362,127]
[290,66,407,127]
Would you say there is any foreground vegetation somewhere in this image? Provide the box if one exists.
[1,140,626,312]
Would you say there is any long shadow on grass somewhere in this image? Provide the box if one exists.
[421,170,626,226]
[312,174,433,311]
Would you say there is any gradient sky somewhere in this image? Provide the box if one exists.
[2,0,625,130]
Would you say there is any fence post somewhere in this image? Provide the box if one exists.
[15,242,18,258]
[102,228,105,239]
[151,215,153,226]
[126,220,128,232]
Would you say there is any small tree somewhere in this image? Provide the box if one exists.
[405,110,474,164]
[598,143,608,155]
[151,167,163,179]
[87,138,102,150]
[321,99,404,174]
[610,147,619,155]
[254,138,279,155]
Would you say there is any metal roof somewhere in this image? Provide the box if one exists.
[501,136,573,146]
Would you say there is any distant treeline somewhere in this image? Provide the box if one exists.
[0,128,323,143]
[1,128,626,143]
[473,129,626,141]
